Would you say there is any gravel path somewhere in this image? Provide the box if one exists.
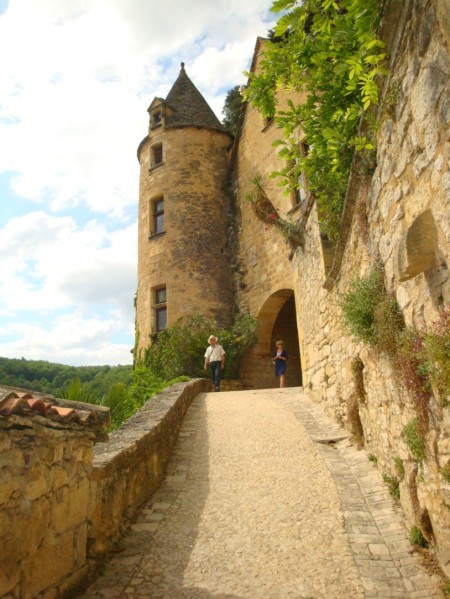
[80,388,444,598]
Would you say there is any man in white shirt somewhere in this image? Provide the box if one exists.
[204,335,226,391]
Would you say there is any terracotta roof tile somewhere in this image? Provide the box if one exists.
[0,386,110,431]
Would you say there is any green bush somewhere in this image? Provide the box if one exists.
[424,305,450,400]
[143,312,258,381]
[383,473,400,500]
[339,268,385,344]
[402,418,426,462]
[373,294,405,355]
[409,525,429,548]
[440,464,450,484]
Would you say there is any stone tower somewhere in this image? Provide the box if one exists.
[135,63,234,357]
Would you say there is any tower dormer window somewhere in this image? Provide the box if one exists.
[150,143,163,168]
[151,109,163,129]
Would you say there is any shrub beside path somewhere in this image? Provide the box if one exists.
[81,388,444,598]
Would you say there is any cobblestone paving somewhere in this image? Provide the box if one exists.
[80,388,444,598]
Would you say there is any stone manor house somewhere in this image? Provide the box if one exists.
[135,0,450,576]
[1,1,449,597]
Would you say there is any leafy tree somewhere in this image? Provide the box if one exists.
[144,312,258,381]
[222,85,243,135]
[243,0,386,239]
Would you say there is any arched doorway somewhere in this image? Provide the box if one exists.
[240,289,302,389]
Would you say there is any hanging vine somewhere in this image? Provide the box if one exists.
[243,0,386,240]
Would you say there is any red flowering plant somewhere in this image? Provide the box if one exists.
[423,304,450,403]
[246,175,304,249]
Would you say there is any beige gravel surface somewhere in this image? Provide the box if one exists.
[80,388,444,598]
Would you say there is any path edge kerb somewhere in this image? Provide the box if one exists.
[87,378,210,558]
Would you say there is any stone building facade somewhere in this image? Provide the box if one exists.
[136,0,449,573]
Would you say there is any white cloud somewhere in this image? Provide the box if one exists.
[0,211,136,314]
[0,0,275,365]
[0,312,133,366]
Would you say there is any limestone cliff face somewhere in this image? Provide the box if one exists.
[136,65,233,357]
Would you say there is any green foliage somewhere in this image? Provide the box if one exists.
[340,267,404,354]
[339,267,385,344]
[143,312,258,382]
[440,464,450,484]
[383,473,400,500]
[423,305,450,400]
[373,293,405,355]
[127,366,189,413]
[368,453,378,464]
[402,419,426,462]
[243,0,385,239]
[0,356,132,397]
[222,85,243,134]
[409,525,429,549]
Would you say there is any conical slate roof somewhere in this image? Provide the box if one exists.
[164,63,224,131]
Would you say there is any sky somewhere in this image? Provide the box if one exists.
[0,0,275,366]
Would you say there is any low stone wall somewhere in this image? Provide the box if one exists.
[87,378,210,557]
[0,379,209,598]
[0,405,99,599]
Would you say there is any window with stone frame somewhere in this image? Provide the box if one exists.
[154,286,167,332]
[150,143,163,168]
[150,197,164,236]
[291,142,310,207]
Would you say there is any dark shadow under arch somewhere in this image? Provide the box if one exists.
[240,289,302,389]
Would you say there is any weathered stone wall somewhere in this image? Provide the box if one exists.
[0,418,94,599]
[87,378,209,557]
[231,0,450,574]
[136,123,234,358]
[286,0,450,574]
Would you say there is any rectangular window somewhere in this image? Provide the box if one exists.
[152,198,164,235]
[151,143,163,167]
[154,286,167,332]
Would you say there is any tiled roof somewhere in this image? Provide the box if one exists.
[0,386,110,431]
[164,63,226,132]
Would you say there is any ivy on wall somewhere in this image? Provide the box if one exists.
[340,267,450,460]
[243,0,386,240]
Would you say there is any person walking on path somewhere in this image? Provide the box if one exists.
[204,334,225,391]
[272,340,288,388]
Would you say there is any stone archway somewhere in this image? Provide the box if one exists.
[240,289,303,389]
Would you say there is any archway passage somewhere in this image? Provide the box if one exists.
[240,289,302,389]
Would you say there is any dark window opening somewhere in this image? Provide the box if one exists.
[151,144,163,167]
[152,198,164,235]
[151,110,163,129]
[154,286,167,332]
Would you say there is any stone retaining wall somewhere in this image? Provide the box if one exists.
[0,379,209,598]
[87,378,210,557]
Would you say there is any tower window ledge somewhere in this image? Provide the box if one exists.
[149,162,165,172]
[150,123,163,130]
[148,231,166,240]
